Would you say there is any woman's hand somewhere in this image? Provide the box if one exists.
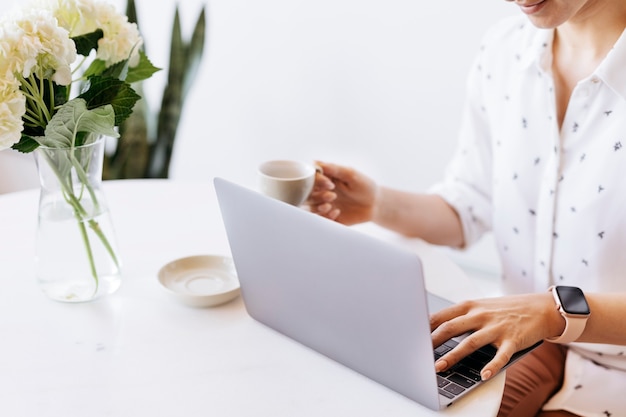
[430,293,565,380]
[307,161,379,225]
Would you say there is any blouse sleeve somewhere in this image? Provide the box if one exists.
[428,46,494,248]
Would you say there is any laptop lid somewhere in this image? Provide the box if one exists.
[214,177,442,410]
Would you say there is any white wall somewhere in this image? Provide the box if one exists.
[168,0,516,192]
[0,0,518,277]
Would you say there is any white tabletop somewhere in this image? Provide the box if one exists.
[0,179,503,417]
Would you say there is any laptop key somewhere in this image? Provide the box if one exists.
[437,375,450,388]
[458,356,484,372]
[438,388,455,399]
[443,382,465,396]
[455,365,482,382]
[443,339,459,349]
[434,344,452,356]
[479,344,498,356]
[448,373,476,389]
[468,349,492,366]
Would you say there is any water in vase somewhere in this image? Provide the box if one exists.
[36,198,122,302]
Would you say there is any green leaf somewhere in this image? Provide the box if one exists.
[72,29,104,56]
[11,134,41,153]
[83,50,158,83]
[78,76,141,125]
[54,83,70,107]
[182,7,206,100]
[126,51,161,83]
[167,7,185,87]
[82,59,108,79]
[101,59,130,81]
[41,99,119,148]
[126,0,139,25]
[74,131,94,147]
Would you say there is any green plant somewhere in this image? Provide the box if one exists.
[103,0,206,179]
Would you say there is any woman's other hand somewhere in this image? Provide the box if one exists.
[430,293,565,381]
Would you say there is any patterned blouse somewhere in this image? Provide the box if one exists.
[431,14,626,416]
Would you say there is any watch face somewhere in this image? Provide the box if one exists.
[556,286,590,315]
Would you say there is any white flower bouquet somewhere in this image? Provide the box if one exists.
[1,0,158,152]
[0,0,159,300]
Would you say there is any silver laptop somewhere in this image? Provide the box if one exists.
[213,177,539,411]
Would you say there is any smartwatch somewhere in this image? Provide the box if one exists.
[546,285,590,344]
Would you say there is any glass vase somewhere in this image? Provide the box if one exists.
[34,136,122,302]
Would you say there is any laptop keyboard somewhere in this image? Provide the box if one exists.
[434,339,496,400]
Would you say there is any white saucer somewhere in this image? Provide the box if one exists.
[158,255,240,307]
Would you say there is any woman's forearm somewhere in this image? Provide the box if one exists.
[577,292,626,345]
[372,187,465,247]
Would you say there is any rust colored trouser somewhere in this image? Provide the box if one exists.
[497,342,579,417]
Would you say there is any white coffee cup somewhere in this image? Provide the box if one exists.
[258,160,317,206]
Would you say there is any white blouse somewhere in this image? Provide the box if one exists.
[431,15,626,416]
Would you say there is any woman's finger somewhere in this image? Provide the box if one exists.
[479,340,516,380]
[430,301,475,343]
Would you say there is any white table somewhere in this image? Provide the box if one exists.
[0,179,504,416]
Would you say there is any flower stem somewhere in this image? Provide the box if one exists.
[69,152,120,267]
[74,207,99,284]
[41,146,120,295]
[19,75,52,128]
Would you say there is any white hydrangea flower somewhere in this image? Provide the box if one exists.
[94,9,143,67]
[36,0,92,35]
[38,0,143,67]
[0,80,26,151]
[1,7,76,85]
[0,14,39,79]
[0,28,14,79]
[17,10,76,84]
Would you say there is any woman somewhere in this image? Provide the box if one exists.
[307,0,626,416]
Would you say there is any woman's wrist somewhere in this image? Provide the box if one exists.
[542,292,567,340]
[370,185,386,225]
